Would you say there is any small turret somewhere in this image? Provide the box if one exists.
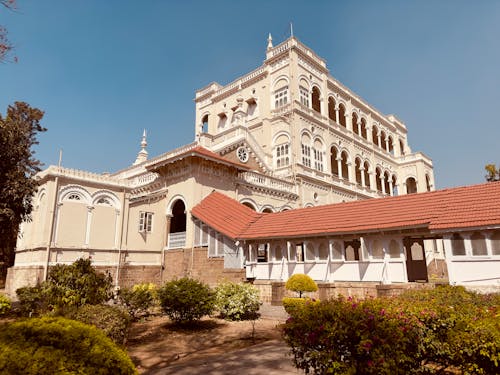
[133,129,148,165]
[267,33,273,51]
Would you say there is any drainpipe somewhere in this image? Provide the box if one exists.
[115,190,128,288]
[43,175,60,281]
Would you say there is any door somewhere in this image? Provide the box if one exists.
[404,238,428,282]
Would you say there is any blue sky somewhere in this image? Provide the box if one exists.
[1,0,499,188]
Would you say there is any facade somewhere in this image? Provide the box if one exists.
[8,35,471,297]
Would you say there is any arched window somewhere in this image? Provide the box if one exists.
[372,125,379,146]
[311,86,321,113]
[392,175,398,196]
[426,174,432,192]
[313,138,324,172]
[399,139,405,156]
[355,158,362,186]
[371,239,384,259]
[340,151,349,180]
[299,86,309,107]
[331,241,342,259]
[363,161,371,189]
[201,114,209,133]
[168,199,186,249]
[261,207,274,213]
[338,104,346,127]
[360,118,367,139]
[384,171,390,195]
[388,136,394,155]
[301,133,312,168]
[376,168,383,193]
[451,233,466,256]
[218,113,227,129]
[273,78,289,108]
[352,113,359,135]
[490,230,500,255]
[242,202,257,211]
[381,130,388,151]
[274,133,290,169]
[471,232,487,256]
[328,97,336,122]
[389,240,400,258]
[246,98,257,117]
[406,177,417,194]
[331,147,339,176]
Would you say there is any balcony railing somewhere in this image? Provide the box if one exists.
[168,231,186,249]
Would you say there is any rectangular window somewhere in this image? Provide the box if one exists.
[274,87,289,108]
[299,86,309,107]
[139,211,153,232]
[314,149,323,171]
[257,244,268,263]
[301,144,311,168]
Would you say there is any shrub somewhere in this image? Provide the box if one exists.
[214,281,260,320]
[282,297,319,315]
[66,304,131,345]
[0,294,11,316]
[285,273,318,298]
[16,285,48,316]
[0,317,137,374]
[44,258,113,308]
[157,277,215,324]
[119,282,157,320]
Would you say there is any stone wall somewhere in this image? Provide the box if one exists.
[5,265,45,296]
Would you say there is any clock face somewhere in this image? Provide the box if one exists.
[237,147,249,163]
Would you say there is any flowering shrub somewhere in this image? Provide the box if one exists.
[285,274,318,297]
[282,286,500,374]
[0,293,11,316]
[157,277,215,324]
[214,281,260,320]
[0,317,137,374]
[119,282,158,320]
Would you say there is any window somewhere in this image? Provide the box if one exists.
[301,144,311,168]
[328,97,336,122]
[305,243,315,261]
[201,114,209,133]
[257,244,268,263]
[344,239,361,261]
[451,233,466,256]
[67,193,81,201]
[389,240,400,258]
[311,86,321,113]
[139,211,153,233]
[246,98,257,118]
[491,230,500,255]
[314,149,323,171]
[318,243,329,260]
[299,86,309,107]
[295,243,305,262]
[471,232,487,256]
[194,220,209,247]
[218,113,227,129]
[276,144,290,168]
[96,197,111,205]
[406,177,417,194]
[371,239,384,259]
[338,104,346,127]
[331,147,339,176]
[274,86,288,108]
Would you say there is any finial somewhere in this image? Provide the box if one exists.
[133,129,149,165]
[267,33,273,51]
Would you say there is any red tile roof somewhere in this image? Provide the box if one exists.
[191,181,500,240]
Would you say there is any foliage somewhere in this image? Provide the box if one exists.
[44,258,113,309]
[285,274,318,298]
[157,277,215,324]
[485,163,500,182]
[0,102,46,270]
[282,285,500,374]
[214,281,260,321]
[16,285,49,316]
[119,282,158,320]
[0,293,10,316]
[0,1,16,62]
[282,297,319,315]
[0,316,137,374]
[65,304,131,345]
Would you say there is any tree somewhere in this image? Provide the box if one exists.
[0,102,46,276]
[485,164,500,182]
[285,273,318,298]
[0,0,16,62]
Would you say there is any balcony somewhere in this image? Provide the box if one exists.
[168,231,186,249]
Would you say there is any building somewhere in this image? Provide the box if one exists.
[8,34,469,296]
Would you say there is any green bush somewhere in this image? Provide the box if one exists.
[282,297,319,315]
[16,285,48,316]
[0,317,137,374]
[119,282,158,320]
[44,258,113,308]
[285,273,318,298]
[157,277,215,324]
[214,281,260,320]
[0,294,11,316]
[282,286,500,374]
[66,304,131,345]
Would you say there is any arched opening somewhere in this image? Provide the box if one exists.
[328,97,336,122]
[372,125,379,146]
[406,177,417,194]
[426,174,432,192]
[169,199,186,249]
[471,232,487,256]
[380,130,387,151]
[399,139,405,156]
[338,104,346,127]
[388,136,394,155]
[311,86,321,113]
[261,207,273,213]
[242,202,257,211]
[201,114,209,133]
[376,168,383,192]
[392,175,398,196]
[218,113,227,129]
[355,158,362,186]
[384,171,390,195]
[331,147,339,176]
[352,113,359,135]
[360,118,367,139]
[363,161,371,189]
[451,233,466,256]
[246,98,257,117]
[313,138,324,171]
[341,151,349,180]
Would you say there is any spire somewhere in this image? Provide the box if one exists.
[133,129,149,165]
[267,33,273,51]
